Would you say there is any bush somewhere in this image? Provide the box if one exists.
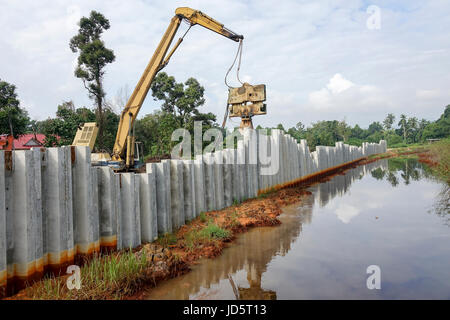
[386,134,403,147]
[347,137,363,147]
[390,142,408,148]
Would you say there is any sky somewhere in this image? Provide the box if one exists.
[1,0,449,129]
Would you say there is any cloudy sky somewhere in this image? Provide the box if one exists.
[1,0,449,129]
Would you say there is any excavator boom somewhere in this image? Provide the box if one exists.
[112,7,243,167]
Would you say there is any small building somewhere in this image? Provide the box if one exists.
[0,133,46,150]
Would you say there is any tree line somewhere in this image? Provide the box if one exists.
[269,106,449,151]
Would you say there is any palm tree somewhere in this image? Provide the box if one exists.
[398,114,408,142]
[383,113,395,131]
[407,117,418,143]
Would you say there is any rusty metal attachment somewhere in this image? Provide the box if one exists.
[227,83,267,129]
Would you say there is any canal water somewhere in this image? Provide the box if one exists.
[144,158,450,300]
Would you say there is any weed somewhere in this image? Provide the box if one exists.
[26,249,151,300]
[156,232,177,247]
[199,212,207,223]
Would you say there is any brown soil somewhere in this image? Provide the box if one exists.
[417,152,439,168]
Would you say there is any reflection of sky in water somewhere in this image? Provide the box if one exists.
[145,159,450,300]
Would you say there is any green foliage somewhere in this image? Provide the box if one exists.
[346,137,363,147]
[421,105,450,141]
[200,223,230,239]
[275,105,449,151]
[389,142,408,148]
[26,249,151,300]
[135,110,180,157]
[0,79,30,137]
[184,222,230,251]
[199,212,207,223]
[38,101,95,147]
[386,133,403,147]
[383,113,395,131]
[150,72,214,130]
[70,10,115,150]
[156,232,177,247]
[135,73,219,158]
[37,101,119,151]
[351,124,365,139]
[367,131,383,143]
[337,118,351,142]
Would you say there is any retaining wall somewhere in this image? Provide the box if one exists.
[0,128,386,297]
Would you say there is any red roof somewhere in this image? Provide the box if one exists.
[0,133,46,150]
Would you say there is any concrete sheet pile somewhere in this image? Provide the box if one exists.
[0,128,386,297]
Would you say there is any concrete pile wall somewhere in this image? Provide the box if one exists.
[0,128,386,297]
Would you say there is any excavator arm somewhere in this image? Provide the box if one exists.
[112,7,243,166]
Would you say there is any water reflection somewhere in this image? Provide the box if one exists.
[370,158,448,225]
[371,158,432,187]
[145,159,450,299]
[145,161,391,300]
[316,160,388,208]
[432,185,450,226]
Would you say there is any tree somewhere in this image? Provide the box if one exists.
[406,117,418,143]
[0,79,30,137]
[398,114,408,142]
[383,113,395,131]
[141,73,219,157]
[350,124,364,139]
[367,121,383,135]
[38,101,96,147]
[276,124,285,132]
[150,72,213,130]
[70,10,115,150]
[421,105,450,140]
[135,110,179,157]
[304,120,339,150]
[337,118,351,142]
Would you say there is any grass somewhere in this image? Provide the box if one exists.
[199,211,207,223]
[25,249,151,300]
[422,138,450,183]
[156,232,177,247]
[381,138,449,182]
[183,222,231,252]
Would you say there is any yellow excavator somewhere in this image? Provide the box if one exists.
[72,7,266,171]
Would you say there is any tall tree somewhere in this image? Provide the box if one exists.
[383,113,395,131]
[407,117,418,142]
[0,79,30,137]
[337,118,351,142]
[150,72,215,130]
[398,114,408,142]
[70,10,115,151]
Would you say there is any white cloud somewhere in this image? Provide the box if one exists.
[416,89,441,99]
[327,73,354,94]
[334,203,360,224]
[307,73,387,113]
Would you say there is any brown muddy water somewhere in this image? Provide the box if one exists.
[144,158,450,300]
